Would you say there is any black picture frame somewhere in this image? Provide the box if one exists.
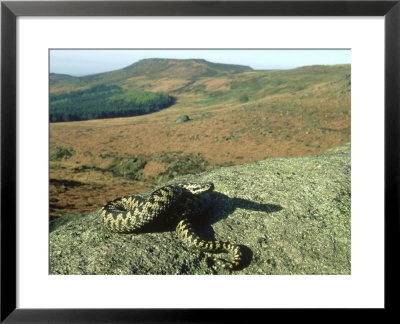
[1,0,399,322]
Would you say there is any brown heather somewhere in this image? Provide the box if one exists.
[49,63,350,218]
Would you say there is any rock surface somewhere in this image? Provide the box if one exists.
[50,142,351,275]
[175,114,190,123]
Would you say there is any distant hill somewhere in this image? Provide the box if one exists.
[50,58,350,120]
[50,58,252,93]
[87,58,252,80]
[49,59,259,121]
[50,72,89,88]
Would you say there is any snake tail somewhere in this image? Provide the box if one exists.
[176,218,243,270]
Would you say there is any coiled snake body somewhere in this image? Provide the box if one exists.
[101,182,243,270]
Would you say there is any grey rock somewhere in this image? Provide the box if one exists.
[50,142,351,275]
[176,115,190,123]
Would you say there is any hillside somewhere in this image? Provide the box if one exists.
[49,142,351,275]
[50,59,349,107]
[49,59,350,218]
[50,73,88,87]
[50,58,252,94]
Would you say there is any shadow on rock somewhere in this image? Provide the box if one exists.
[210,191,282,221]
[191,191,282,239]
[235,244,253,271]
[191,192,281,269]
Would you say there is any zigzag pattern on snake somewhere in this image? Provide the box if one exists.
[101,182,243,270]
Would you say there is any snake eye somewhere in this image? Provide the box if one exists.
[197,182,214,193]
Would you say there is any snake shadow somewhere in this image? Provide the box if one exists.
[142,191,282,270]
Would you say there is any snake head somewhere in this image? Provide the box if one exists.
[179,182,214,195]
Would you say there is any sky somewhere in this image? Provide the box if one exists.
[50,49,351,77]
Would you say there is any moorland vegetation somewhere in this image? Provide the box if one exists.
[49,58,350,218]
